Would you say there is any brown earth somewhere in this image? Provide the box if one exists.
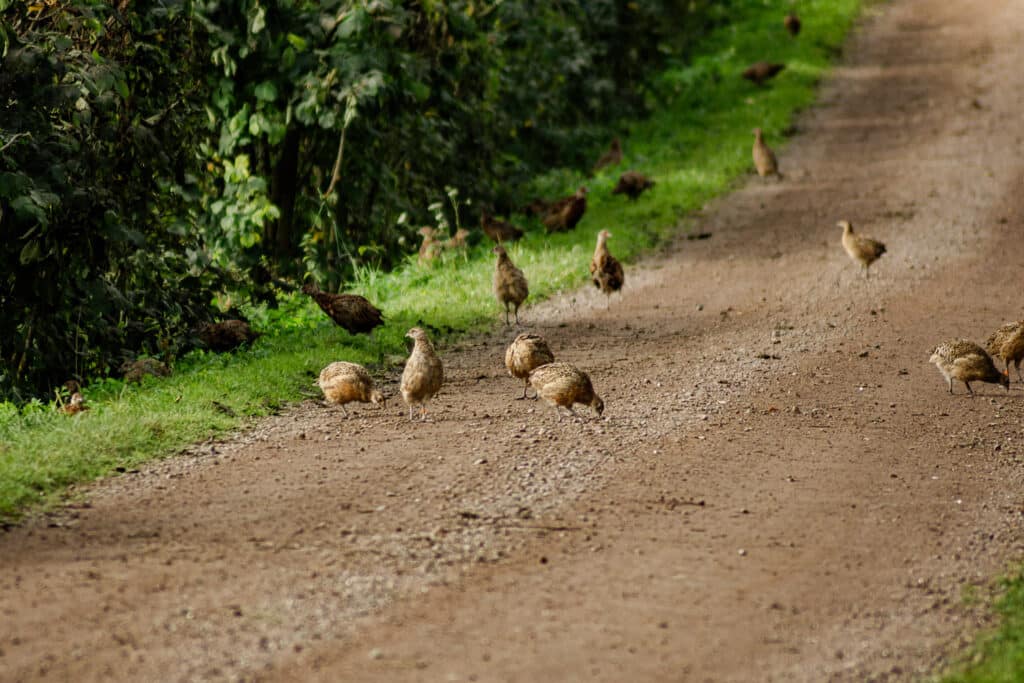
[5,0,1024,681]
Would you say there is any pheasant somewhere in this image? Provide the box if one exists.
[985,321,1024,381]
[743,61,786,86]
[317,361,385,418]
[480,209,524,243]
[542,187,588,233]
[929,340,1009,395]
[417,226,441,262]
[199,319,261,352]
[493,245,529,325]
[505,333,555,399]
[838,221,886,278]
[752,128,780,178]
[784,13,801,37]
[120,358,171,384]
[302,282,383,336]
[592,137,623,175]
[59,392,88,416]
[443,228,470,252]
[611,171,655,200]
[400,327,444,421]
[528,362,604,421]
[590,230,624,307]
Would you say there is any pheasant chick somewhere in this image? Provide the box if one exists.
[529,362,604,421]
[985,321,1024,381]
[590,229,624,307]
[930,339,1009,395]
[318,361,385,418]
[401,327,444,421]
[838,220,886,278]
[505,333,555,399]
[493,245,529,325]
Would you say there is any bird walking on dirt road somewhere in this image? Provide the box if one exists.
[317,361,386,419]
[418,226,441,263]
[752,128,780,179]
[493,244,529,325]
[838,220,886,278]
[743,62,786,86]
[929,339,1009,395]
[505,333,555,399]
[611,171,655,200]
[590,229,624,308]
[529,362,604,421]
[302,283,384,337]
[400,327,444,421]
[985,321,1024,382]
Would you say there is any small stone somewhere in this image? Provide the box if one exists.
[738,549,747,556]
[369,648,383,660]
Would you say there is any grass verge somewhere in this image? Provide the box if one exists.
[0,0,861,521]
[940,573,1024,682]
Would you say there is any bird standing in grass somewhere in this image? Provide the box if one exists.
[743,61,786,86]
[529,362,604,421]
[400,327,444,421]
[505,333,555,399]
[985,321,1024,381]
[493,244,529,325]
[784,13,801,37]
[317,361,385,419]
[590,230,624,308]
[302,282,384,336]
[542,187,588,233]
[838,220,886,278]
[199,320,261,352]
[59,392,88,415]
[752,128,780,179]
[612,171,655,200]
[929,340,1009,395]
[592,137,623,175]
[480,209,523,244]
[417,226,441,262]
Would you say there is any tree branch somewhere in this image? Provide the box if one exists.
[323,125,348,199]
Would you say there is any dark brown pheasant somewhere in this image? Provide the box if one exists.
[612,171,655,200]
[592,137,623,175]
[480,209,524,243]
[784,13,801,37]
[198,319,261,352]
[542,186,588,233]
[302,282,383,336]
[743,61,786,86]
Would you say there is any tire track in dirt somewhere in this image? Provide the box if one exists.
[4,0,1024,681]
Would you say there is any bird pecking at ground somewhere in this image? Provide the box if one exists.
[528,362,604,421]
[493,244,529,325]
[542,187,588,233]
[784,13,801,37]
[985,321,1024,382]
[752,128,781,179]
[929,339,1009,395]
[505,333,555,399]
[302,282,384,337]
[400,327,444,421]
[838,220,886,278]
[590,229,624,308]
[743,61,786,86]
[317,361,386,419]
[611,171,656,200]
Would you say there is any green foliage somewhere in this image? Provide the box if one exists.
[941,573,1024,682]
[0,0,862,520]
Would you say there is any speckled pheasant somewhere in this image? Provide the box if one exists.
[493,244,529,325]
[542,187,588,233]
[612,171,655,200]
[752,128,780,178]
[743,61,786,86]
[590,229,624,307]
[985,321,1024,381]
[592,137,623,175]
[400,327,444,421]
[480,209,523,243]
[839,221,886,278]
[418,226,441,262]
[929,339,1009,395]
[302,282,383,336]
[529,362,604,421]
[505,333,555,399]
[784,13,801,37]
[317,361,385,418]
[199,319,261,352]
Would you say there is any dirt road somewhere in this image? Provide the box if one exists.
[5,0,1024,680]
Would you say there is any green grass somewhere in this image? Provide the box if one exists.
[941,573,1024,682]
[0,0,862,521]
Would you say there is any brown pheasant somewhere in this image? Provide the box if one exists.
[743,61,786,86]
[302,282,384,336]
[784,13,801,37]
[317,361,385,418]
[417,226,441,262]
[120,358,171,384]
[592,137,623,175]
[985,321,1024,381]
[752,128,780,179]
[838,221,886,278]
[493,244,529,325]
[528,362,604,421]
[930,340,1009,395]
[198,319,261,352]
[59,391,88,416]
[611,171,655,200]
[400,327,444,421]
[480,209,523,243]
[590,230,624,307]
[542,187,588,233]
[505,333,555,399]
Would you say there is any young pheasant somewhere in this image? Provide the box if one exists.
[743,62,786,86]
[400,327,444,421]
[838,221,886,278]
[929,340,1009,395]
[60,392,88,416]
[590,230,625,307]
[542,187,588,233]
[529,362,604,421]
[752,128,780,178]
[317,361,385,418]
[784,13,801,37]
[493,245,529,325]
[611,171,655,200]
[302,282,384,336]
[592,137,623,175]
[985,321,1024,381]
[480,209,523,243]
[505,333,555,399]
